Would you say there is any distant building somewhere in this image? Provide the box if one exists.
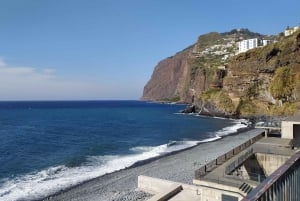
[262,39,272,46]
[238,38,258,53]
[238,38,272,53]
[284,26,300,37]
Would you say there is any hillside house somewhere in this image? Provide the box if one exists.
[238,38,272,53]
[284,26,300,37]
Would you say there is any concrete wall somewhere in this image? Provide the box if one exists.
[139,175,245,201]
[281,121,300,139]
[217,154,226,165]
[193,180,244,201]
[195,134,263,179]
[256,153,289,176]
[238,153,289,182]
[138,175,182,194]
[138,175,201,200]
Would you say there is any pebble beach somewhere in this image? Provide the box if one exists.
[44,128,264,201]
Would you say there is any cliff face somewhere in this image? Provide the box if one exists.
[142,29,300,117]
[142,31,243,102]
[141,47,192,101]
[225,32,300,116]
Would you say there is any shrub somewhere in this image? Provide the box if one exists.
[200,89,235,114]
[270,66,294,101]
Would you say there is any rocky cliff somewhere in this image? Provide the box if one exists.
[142,29,300,117]
[141,46,192,101]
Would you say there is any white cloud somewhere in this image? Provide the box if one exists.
[0,58,108,100]
[0,57,6,67]
[43,68,56,74]
[0,57,140,100]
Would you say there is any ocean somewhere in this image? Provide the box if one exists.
[0,100,247,201]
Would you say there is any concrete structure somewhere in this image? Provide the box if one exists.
[193,137,295,201]
[237,38,273,53]
[139,125,300,201]
[138,175,201,201]
[284,26,300,37]
[281,115,300,142]
[138,132,265,201]
[242,150,300,201]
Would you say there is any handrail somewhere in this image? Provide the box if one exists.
[195,132,264,179]
[241,150,300,201]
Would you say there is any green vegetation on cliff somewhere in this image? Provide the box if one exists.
[142,28,300,117]
[229,30,300,116]
[200,89,235,114]
[270,66,294,101]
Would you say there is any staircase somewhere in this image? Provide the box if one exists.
[239,182,253,194]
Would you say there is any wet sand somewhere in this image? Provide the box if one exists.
[44,128,264,201]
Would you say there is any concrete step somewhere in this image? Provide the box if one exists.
[246,186,253,194]
[239,183,247,191]
[244,185,251,193]
[239,182,253,194]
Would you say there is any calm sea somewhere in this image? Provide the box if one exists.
[0,100,246,200]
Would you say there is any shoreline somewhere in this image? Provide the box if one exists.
[0,113,247,201]
[42,127,264,201]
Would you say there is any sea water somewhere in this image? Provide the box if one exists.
[0,100,247,201]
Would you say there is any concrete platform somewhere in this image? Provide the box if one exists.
[138,175,201,201]
[253,137,295,155]
[192,137,297,200]
[194,138,295,186]
[138,135,297,201]
[257,137,293,148]
[194,147,255,191]
[168,189,200,201]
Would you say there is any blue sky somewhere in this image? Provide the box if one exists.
[0,0,299,100]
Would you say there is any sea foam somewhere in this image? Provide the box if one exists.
[0,120,245,201]
[215,119,248,136]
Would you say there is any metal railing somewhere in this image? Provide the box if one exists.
[227,171,267,183]
[195,133,263,179]
[225,148,254,175]
[241,151,300,201]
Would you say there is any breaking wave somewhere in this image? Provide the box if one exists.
[0,119,246,201]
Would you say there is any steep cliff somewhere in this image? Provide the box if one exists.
[224,31,300,116]
[141,46,192,101]
[142,29,300,117]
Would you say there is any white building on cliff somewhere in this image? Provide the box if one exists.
[238,38,272,53]
[284,26,300,37]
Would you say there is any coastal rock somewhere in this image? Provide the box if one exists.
[181,104,197,113]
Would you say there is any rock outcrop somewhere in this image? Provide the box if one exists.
[141,47,192,101]
[142,29,300,117]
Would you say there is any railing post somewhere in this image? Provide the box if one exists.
[296,169,298,201]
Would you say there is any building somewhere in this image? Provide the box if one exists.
[281,115,300,148]
[238,38,258,53]
[137,116,300,201]
[238,38,272,53]
[284,26,300,37]
[262,39,272,46]
[138,131,300,201]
